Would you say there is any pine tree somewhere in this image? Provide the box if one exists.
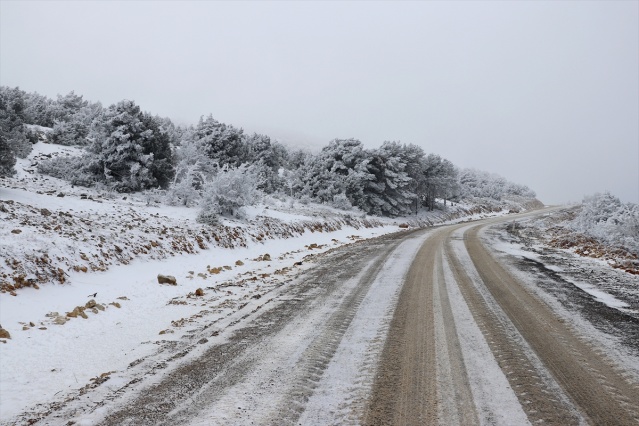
[84,100,174,192]
[23,91,56,127]
[195,115,248,168]
[245,133,286,193]
[0,133,16,177]
[0,86,32,158]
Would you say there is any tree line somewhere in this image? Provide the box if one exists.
[0,86,536,220]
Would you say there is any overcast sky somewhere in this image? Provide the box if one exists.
[1,1,637,204]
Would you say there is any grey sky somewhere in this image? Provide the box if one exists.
[1,1,637,204]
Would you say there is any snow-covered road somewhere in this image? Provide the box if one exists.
[366,210,639,425]
[3,209,639,425]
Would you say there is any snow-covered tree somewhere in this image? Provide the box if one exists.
[295,139,369,204]
[458,168,534,202]
[245,133,288,193]
[49,101,103,146]
[23,91,56,127]
[52,91,88,122]
[419,154,459,210]
[195,115,248,168]
[0,86,32,158]
[166,127,216,205]
[354,142,416,217]
[0,133,16,177]
[575,192,622,227]
[165,162,204,207]
[139,112,175,189]
[50,116,90,146]
[82,100,174,192]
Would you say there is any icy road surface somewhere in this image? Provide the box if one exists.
[5,209,639,425]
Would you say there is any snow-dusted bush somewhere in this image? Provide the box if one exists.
[331,193,352,210]
[571,192,639,254]
[300,194,311,205]
[165,163,203,207]
[37,155,96,186]
[196,208,220,226]
[49,118,90,146]
[142,188,165,206]
[198,164,262,219]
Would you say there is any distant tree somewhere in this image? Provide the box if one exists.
[23,91,56,127]
[49,96,103,146]
[0,133,16,177]
[356,142,416,217]
[195,115,248,167]
[419,154,458,210]
[0,87,32,158]
[52,91,88,122]
[458,168,533,202]
[245,133,287,193]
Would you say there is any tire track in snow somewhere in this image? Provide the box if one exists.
[364,227,481,425]
[432,247,478,425]
[86,229,423,426]
[299,231,433,425]
[263,230,426,425]
[462,223,639,425]
[447,226,584,425]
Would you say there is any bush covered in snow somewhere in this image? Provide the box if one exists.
[198,164,262,220]
[331,193,353,210]
[571,192,639,255]
[37,155,94,186]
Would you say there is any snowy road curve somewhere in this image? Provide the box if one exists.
[366,212,639,425]
[45,210,639,425]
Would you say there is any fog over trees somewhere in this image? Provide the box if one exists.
[1,86,539,219]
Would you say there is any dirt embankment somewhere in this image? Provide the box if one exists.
[0,196,384,295]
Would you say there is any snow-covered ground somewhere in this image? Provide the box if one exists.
[482,213,639,382]
[487,213,639,317]
[0,142,524,423]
